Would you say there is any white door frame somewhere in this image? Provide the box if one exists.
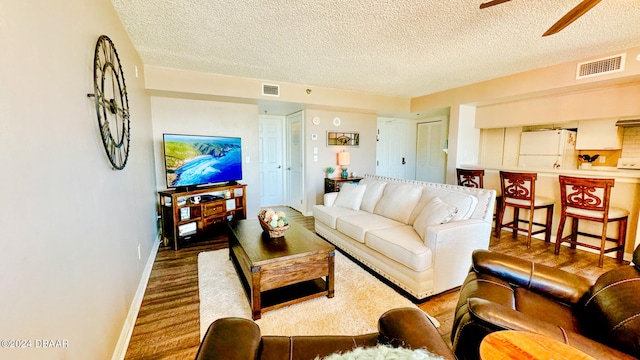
[286,111,304,213]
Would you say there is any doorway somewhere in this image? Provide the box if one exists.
[286,111,304,213]
[415,120,447,183]
[259,115,285,206]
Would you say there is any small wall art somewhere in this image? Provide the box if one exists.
[327,131,359,146]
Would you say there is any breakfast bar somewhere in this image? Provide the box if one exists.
[462,164,640,261]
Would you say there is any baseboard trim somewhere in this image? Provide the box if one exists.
[111,235,161,360]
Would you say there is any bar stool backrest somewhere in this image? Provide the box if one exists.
[500,171,538,203]
[457,169,484,188]
[558,176,614,215]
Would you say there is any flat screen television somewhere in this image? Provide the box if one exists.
[163,133,243,189]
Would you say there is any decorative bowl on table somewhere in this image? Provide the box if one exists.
[258,209,289,238]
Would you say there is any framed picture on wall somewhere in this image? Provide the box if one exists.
[327,131,359,146]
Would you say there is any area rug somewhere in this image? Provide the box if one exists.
[198,249,439,338]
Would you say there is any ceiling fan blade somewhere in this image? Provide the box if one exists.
[479,0,511,9]
[542,0,602,36]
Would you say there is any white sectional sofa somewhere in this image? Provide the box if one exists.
[313,174,496,300]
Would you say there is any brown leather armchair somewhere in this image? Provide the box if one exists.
[196,307,455,360]
[452,246,640,360]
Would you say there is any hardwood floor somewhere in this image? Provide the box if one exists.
[124,207,627,359]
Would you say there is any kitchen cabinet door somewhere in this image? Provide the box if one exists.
[576,119,622,150]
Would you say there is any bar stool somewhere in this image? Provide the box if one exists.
[555,175,628,267]
[456,168,502,232]
[494,171,554,247]
[456,168,485,188]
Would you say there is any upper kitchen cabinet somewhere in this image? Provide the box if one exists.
[576,119,623,150]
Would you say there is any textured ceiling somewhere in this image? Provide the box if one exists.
[111,0,640,98]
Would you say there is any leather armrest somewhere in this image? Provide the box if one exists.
[472,250,592,305]
[467,298,636,359]
[196,317,261,360]
[378,307,455,360]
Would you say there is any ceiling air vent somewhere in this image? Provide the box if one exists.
[262,83,280,97]
[576,53,625,79]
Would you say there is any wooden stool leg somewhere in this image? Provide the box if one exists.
[555,212,567,255]
[512,208,520,239]
[544,206,553,242]
[526,209,534,248]
[598,224,607,268]
[618,218,628,261]
[570,218,578,249]
[494,198,502,235]
[495,203,506,238]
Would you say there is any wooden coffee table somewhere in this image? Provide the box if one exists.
[228,220,335,320]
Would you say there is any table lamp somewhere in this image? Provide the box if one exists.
[337,151,350,179]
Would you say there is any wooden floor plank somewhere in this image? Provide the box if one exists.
[124,207,627,359]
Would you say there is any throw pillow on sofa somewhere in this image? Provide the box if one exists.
[333,183,367,210]
[358,178,387,213]
[410,188,477,224]
[412,197,458,240]
[374,183,424,224]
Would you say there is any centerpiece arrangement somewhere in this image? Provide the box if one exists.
[258,209,289,238]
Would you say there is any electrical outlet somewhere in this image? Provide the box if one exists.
[138,244,141,260]
[599,156,606,163]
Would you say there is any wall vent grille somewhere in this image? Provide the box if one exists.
[262,83,280,96]
[576,53,625,79]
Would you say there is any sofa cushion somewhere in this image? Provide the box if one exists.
[366,226,432,272]
[374,183,423,224]
[313,205,362,229]
[412,197,458,240]
[336,214,403,243]
[333,183,367,210]
[359,178,387,213]
[410,188,478,224]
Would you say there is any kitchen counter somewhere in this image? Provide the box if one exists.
[464,164,640,183]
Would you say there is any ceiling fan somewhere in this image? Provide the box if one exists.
[480,0,602,37]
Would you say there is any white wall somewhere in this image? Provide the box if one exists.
[151,97,261,218]
[304,109,377,211]
[0,1,157,359]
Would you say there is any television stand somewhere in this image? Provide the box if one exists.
[158,183,247,250]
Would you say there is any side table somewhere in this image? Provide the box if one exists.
[479,330,594,360]
[324,177,363,193]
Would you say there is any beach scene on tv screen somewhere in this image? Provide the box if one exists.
[164,135,242,187]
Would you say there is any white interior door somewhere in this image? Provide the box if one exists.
[286,111,304,212]
[416,121,446,183]
[259,115,284,206]
[376,118,414,179]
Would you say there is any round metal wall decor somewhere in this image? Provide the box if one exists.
[90,35,130,170]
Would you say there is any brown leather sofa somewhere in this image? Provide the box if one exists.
[195,307,455,360]
[452,246,640,360]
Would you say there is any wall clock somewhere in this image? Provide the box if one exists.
[90,35,130,170]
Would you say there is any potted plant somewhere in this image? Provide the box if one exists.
[578,154,599,169]
[326,166,335,178]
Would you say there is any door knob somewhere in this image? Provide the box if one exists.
[277,165,282,168]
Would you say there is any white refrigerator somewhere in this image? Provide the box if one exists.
[518,129,577,169]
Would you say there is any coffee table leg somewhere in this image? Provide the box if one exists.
[251,266,261,320]
[327,250,335,298]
